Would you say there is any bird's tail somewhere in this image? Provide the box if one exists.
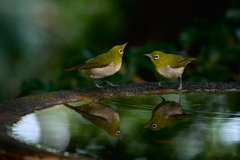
[63,103,75,110]
[188,57,197,62]
[179,57,197,66]
[180,57,197,63]
[64,66,78,71]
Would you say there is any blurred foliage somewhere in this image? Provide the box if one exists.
[0,0,240,101]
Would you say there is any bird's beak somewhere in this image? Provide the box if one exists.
[122,42,128,50]
[142,124,150,128]
[120,134,124,140]
[143,54,152,58]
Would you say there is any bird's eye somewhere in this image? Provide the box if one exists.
[119,49,123,54]
[116,130,120,135]
[152,123,157,128]
[154,55,159,60]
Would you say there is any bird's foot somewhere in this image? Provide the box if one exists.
[94,84,103,89]
[158,82,165,87]
[101,79,117,87]
[177,86,182,90]
[107,83,118,87]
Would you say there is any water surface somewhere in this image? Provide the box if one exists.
[9,92,240,159]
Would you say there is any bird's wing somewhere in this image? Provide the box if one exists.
[81,111,109,123]
[64,53,112,71]
[78,53,112,70]
[168,55,185,68]
[64,103,110,124]
[169,55,195,68]
[178,58,196,67]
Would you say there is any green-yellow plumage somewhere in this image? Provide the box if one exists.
[142,96,192,131]
[64,100,123,139]
[65,42,128,88]
[144,51,196,90]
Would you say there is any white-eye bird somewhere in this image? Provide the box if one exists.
[65,42,128,88]
[64,100,124,140]
[144,51,196,90]
[142,94,192,131]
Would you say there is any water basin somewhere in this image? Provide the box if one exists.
[8,92,240,160]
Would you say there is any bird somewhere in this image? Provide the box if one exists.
[64,100,124,140]
[64,42,128,88]
[142,94,192,131]
[144,51,196,90]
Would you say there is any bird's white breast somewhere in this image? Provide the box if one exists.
[156,65,184,79]
[90,62,121,79]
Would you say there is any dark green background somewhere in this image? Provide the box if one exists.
[1,0,240,102]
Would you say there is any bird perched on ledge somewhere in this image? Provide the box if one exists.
[144,51,196,90]
[64,42,128,88]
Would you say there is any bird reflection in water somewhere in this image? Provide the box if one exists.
[142,92,192,131]
[64,99,124,140]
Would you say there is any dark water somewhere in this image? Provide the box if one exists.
[8,92,240,160]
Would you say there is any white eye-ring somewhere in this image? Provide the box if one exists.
[154,54,159,60]
[119,49,123,54]
[116,130,120,135]
[152,123,157,128]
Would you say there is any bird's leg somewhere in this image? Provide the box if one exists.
[101,78,117,87]
[91,78,103,88]
[158,95,166,102]
[158,78,165,87]
[179,91,182,104]
[178,75,182,90]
